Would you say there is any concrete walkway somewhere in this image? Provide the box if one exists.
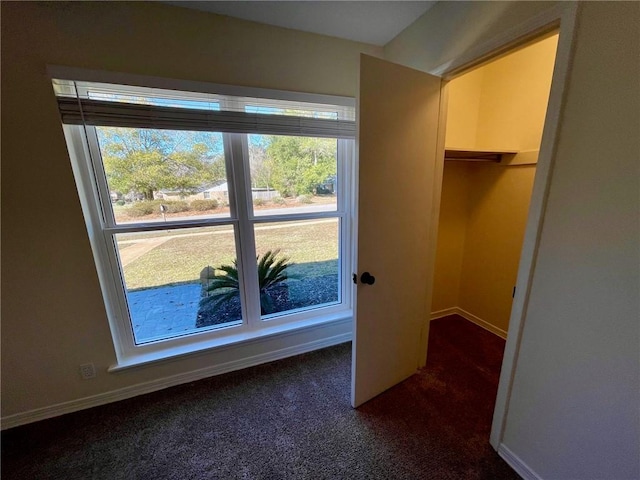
[127,283,201,343]
[119,237,172,267]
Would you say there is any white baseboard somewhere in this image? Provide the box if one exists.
[430,306,508,339]
[430,307,459,320]
[1,326,352,430]
[457,307,508,339]
[498,444,542,480]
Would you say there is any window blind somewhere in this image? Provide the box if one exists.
[53,80,356,139]
[57,97,356,139]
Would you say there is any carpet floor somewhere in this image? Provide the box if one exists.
[1,315,518,479]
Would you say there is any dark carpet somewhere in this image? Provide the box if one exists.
[1,315,518,479]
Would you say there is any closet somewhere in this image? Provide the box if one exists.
[432,34,559,338]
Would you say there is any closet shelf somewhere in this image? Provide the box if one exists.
[444,148,518,162]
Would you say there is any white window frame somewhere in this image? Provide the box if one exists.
[56,70,355,369]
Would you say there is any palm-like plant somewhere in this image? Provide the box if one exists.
[205,250,290,315]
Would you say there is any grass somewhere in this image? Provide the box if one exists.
[120,219,339,290]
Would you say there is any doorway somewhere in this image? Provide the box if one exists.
[351,3,578,464]
[431,33,559,337]
[429,31,560,440]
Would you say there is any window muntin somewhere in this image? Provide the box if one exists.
[55,77,354,363]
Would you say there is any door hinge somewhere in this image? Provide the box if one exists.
[352,273,358,285]
[512,286,516,298]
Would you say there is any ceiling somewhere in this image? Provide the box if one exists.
[163,1,436,46]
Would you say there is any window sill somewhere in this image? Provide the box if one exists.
[108,310,352,373]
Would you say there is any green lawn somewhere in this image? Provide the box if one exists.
[120,219,339,290]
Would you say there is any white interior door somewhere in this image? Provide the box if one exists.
[351,54,442,407]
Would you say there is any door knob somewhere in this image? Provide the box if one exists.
[360,272,375,285]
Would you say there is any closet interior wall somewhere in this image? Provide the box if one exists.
[432,34,559,337]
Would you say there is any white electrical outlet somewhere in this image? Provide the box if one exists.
[79,363,96,379]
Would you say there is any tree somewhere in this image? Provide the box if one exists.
[98,127,225,199]
[248,135,273,190]
[265,136,337,197]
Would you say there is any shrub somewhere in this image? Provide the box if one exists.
[126,201,157,217]
[253,198,265,207]
[191,199,219,211]
[206,250,290,315]
[164,201,189,213]
[272,196,285,205]
[115,199,126,206]
[126,200,190,217]
[296,195,312,204]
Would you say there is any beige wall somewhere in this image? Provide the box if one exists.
[445,68,484,149]
[389,1,639,478]
[502,3,639,478]
[457,164,536,333]
[431,162,535,334]
[475,34,558,151]
[431,163,471,312]
[385,1,558,75]
[0,1,381,418]
[445,34,558,152]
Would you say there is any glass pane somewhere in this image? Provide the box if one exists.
[89,93,220,111]
[115,225,242,344]
[245,104,339,120]
[253,218,340,317]
[248,135,337,217]
[96,127,230,225]
[53,79,222,111]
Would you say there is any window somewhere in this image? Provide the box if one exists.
[54,77,355,365]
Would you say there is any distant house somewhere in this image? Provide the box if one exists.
[196,182,230,202]
[155,181,279,203]
[156,181,229,203]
